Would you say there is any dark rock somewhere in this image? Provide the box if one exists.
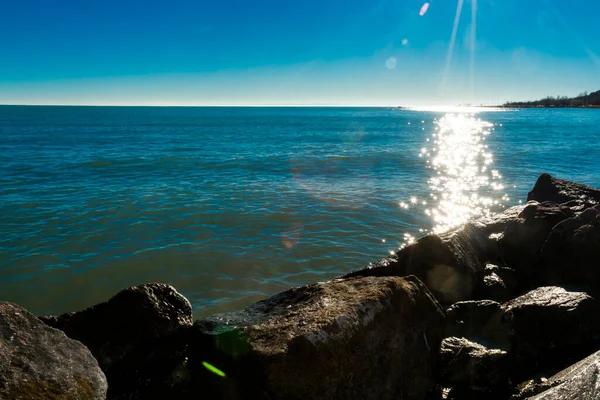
[445,300,509,349]
[439,337,509,388]
[539,206,600,289]
[104,327,193,400]
[510,378,555,400]
[0,302,107,399]
[190,275,445,400]
[503,286,600,379]
[476,264,521,303]
[520,349,600,399]
[497,201,572,280]
[40,283,193,371]
[527,173,600,206]
[344,216,523,304]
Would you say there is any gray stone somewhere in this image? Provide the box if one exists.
[40,283,193,371]
[0,302,107,399]
[191,275,445,400]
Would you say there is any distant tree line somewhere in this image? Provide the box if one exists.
[503,89,600,108]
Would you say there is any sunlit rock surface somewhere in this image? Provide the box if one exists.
[0,302,107,399]
[192,275,444,400]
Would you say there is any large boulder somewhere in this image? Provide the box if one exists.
[189,275,445,400]
[439,337,509,389]
[497,202,572,279]
[521,349,600,399]
[502,286,600,379]
[0,302,107,399]
[527,173,600,206]
[539,206,600,290]
[40,283,193,371]
[344,205,527,305]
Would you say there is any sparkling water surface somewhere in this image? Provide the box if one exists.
[1,106,600,317]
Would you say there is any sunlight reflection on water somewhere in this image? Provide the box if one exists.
[400,113,508,247]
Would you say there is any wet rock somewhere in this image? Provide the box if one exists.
[503,286,600,378]
[527,173,600,207]
[444,300,509,348]
[522,349,600,399]
[40,283,193,371]
[190,275,445,400]
[497,202,572,280]
[439,337,509,388]
[540,206,600,289]
[0,302,107,399]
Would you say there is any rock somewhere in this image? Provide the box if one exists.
[444,300,509,349]
[476,264,521,303]
[103,327,193,400]
[503,286,600,379]
[539,206,600,289]
[522,349,600,399]
[342,205,527,305]
[439,337,509,388]
[497,202,572,281]
[510,378,555,400]
[0,302,107,399]
[527,173,600,206]
[190,275,445,400]
[40,283,193,371]
[344,220,517,305]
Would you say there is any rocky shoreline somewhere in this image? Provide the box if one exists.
[2,173,600,399]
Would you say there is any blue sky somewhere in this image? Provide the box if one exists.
[1,0,599,105]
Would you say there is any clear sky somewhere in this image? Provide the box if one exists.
[1,0,599,106]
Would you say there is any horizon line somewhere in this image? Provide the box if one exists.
[0,103,502,108]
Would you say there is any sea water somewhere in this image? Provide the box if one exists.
[1,106,599,316]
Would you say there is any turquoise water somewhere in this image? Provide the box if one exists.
[2,106,600,317]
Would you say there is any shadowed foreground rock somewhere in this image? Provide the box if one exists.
[439,337,509,388]
[0,302,107,399]
[192,275,445,400]
[444,300,508,348]
[503,286,600,378]
[40,283,193,371]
